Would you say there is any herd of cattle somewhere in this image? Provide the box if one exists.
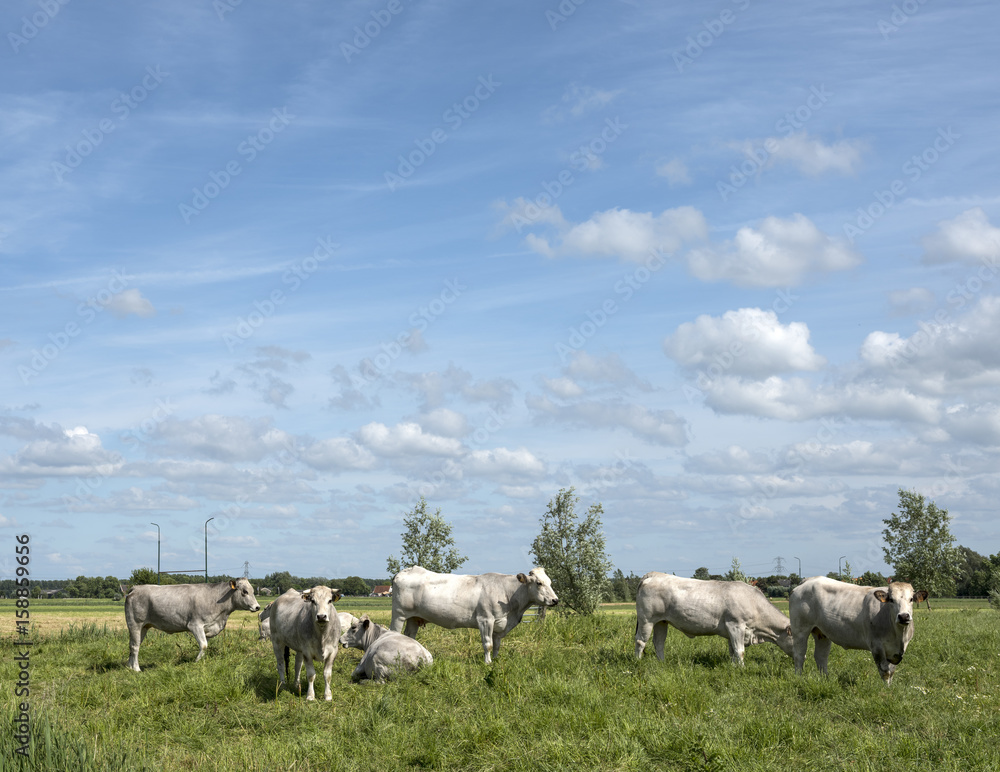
[122,566,928,699]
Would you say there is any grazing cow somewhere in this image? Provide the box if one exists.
[390,566,559,664]
[268,586,342,700]
[789,576,928,685]
[125,579,260,672]
[340,614,433,682]
[634,572,793,665]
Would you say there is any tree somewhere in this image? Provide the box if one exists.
[530,488,612,615]
[858,570,888,587]
[882,489,962,606]
[692,567,711,580]
[386,497,467,576]
[129,567,160,586]
[954,546,993,597]
[725,557,749,583]
[338,576,371,596]
[840,560,856,583]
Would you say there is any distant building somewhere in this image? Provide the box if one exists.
[371,585,392,597]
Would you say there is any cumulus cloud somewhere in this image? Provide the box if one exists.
[145,415,295,462]
[464,447,547,478]
[921,208,1000,265]
[0,425,122,478]
[417,408,470,438]
[524,205,709,262]
[565,350,651,390]
[395,365,516,411]
[356,422,464,458]
[684,213,861,287]
[106,288,155,318]
[748,132,866,176]
[299,437,377,472]
[664,308,825,377]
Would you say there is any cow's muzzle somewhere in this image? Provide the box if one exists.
[317,615,329,624]
[897,613,911,625]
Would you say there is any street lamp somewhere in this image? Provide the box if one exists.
[204,517,215,583]
[839,555,847,580]
[150,522,160,584]
[794,556,801,581]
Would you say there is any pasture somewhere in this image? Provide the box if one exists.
[3,597,999,771]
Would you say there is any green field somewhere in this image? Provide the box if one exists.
[2,599,999,771]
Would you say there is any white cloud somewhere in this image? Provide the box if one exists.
[760,132,866,176]
[525,205,708,262]
[527,394,689,446]
[300,437,377,472]
[465,447,547,478]
[107,288,156,318]
[565,350,650,389]
[356,422,463,457]
[417,408,470,438]
[921,208,1000,265]
[0,426,122,478]
[655,157,691,187]
[685,213,861,287]
[146,415,295,462]
[664,308,825,377]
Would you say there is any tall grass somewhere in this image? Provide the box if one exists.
[2,607,998,771]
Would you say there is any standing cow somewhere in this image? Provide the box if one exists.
[789,576,928,685]
[125,579,260,672]
[634,572,794,665]
[268,585,342,701]
[390,566,559,664]
[340,614,433,682]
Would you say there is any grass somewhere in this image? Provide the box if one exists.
[2,601,999,771]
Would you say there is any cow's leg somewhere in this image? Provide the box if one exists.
[402,618,421,638]
[792,629,810,674]
[389,614,406,634]
[127,623,149,672]
[492,631,505,661]
[294,651,304,692]
[304,658,318,701]
[478,620,494,664]
[725,622,747,666]
[189,624,210,662]
[813,632,832,676]
[634,617,654,659]
[652,621,670,662]
[322,655,334,701]
[272,641,288,688]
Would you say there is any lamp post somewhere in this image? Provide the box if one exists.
[839,555,847,581]
[204,517,215,583]
[794,556,801,582]
[150,522,160,584]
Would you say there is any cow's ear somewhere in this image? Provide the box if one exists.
[301,590,312,601]
[361,618,371,630]
[785,626,791,636]
[914,590,928,603]
[517,573,528,584]
[230,580,237,590]
[873,590,888,603]
[331,591,342,602]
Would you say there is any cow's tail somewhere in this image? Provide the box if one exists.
[282,646,290,678]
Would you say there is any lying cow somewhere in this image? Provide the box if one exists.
[268,585,342,700]
[125,578,260,672]
[634,572,793,665]
[790,576,927,685]
[340,614,433,682]
[391,566,559,664]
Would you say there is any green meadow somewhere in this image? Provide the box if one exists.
[2,599,998,771]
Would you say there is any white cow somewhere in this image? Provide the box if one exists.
[634,572,794,665]
[257,588,305,641]
[124,579,260,672]
[789,576,928,685]
[390,566,559,664]
[340,614,433,682]
[268,586,342,700]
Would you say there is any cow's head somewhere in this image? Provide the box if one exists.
[300,586,340,626]
[518,567,559,607]
[873,582,927,627]
[230,578,261,612]
[340,614,376,650]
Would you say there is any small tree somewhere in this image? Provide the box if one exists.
[882,489,962,607]
[989,568,1000,612]
[386,497,467,576]
[693,567,711,580]
[129,567,160,586]
[725,557,749,583]
[338,576,371,596]
[858,570,888,587]
[530,487,612,615]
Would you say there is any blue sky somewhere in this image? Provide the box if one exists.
[2,0,998,584]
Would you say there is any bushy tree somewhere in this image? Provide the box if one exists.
[530,488,612,615]
[954,547,994,597]
[989,568,1000,612]
[858,570,888,587]
[882,489,962,606]
[386,497,467,576]
[693,567,711,580]
[338,576,371,596]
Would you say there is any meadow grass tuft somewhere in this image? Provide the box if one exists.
[1,604,998,770]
